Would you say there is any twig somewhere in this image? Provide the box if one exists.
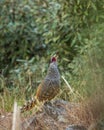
[61,75,73,93]
[62,75,84,100]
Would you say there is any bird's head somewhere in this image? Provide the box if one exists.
[51,54,58,63]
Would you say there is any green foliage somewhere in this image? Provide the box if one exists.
[0,0,46,74]
[67,23,104,99]
[0,0,104,75]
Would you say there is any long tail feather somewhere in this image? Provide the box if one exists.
[20,98,37,113]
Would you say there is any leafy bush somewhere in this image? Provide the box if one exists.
[0,0,104,75]
[68,23,104,98]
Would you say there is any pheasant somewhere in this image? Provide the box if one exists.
[20,55,60,113]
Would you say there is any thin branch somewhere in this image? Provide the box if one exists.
[61,75,73,93]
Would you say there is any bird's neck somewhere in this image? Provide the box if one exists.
[45,62,60,80]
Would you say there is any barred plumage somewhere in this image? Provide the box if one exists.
[20,55,60,113]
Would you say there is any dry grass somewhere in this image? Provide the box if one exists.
[75,90,104,129]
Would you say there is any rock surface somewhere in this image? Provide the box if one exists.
[21,100,87,130]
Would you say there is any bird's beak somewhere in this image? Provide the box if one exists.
[54,54,58,59]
